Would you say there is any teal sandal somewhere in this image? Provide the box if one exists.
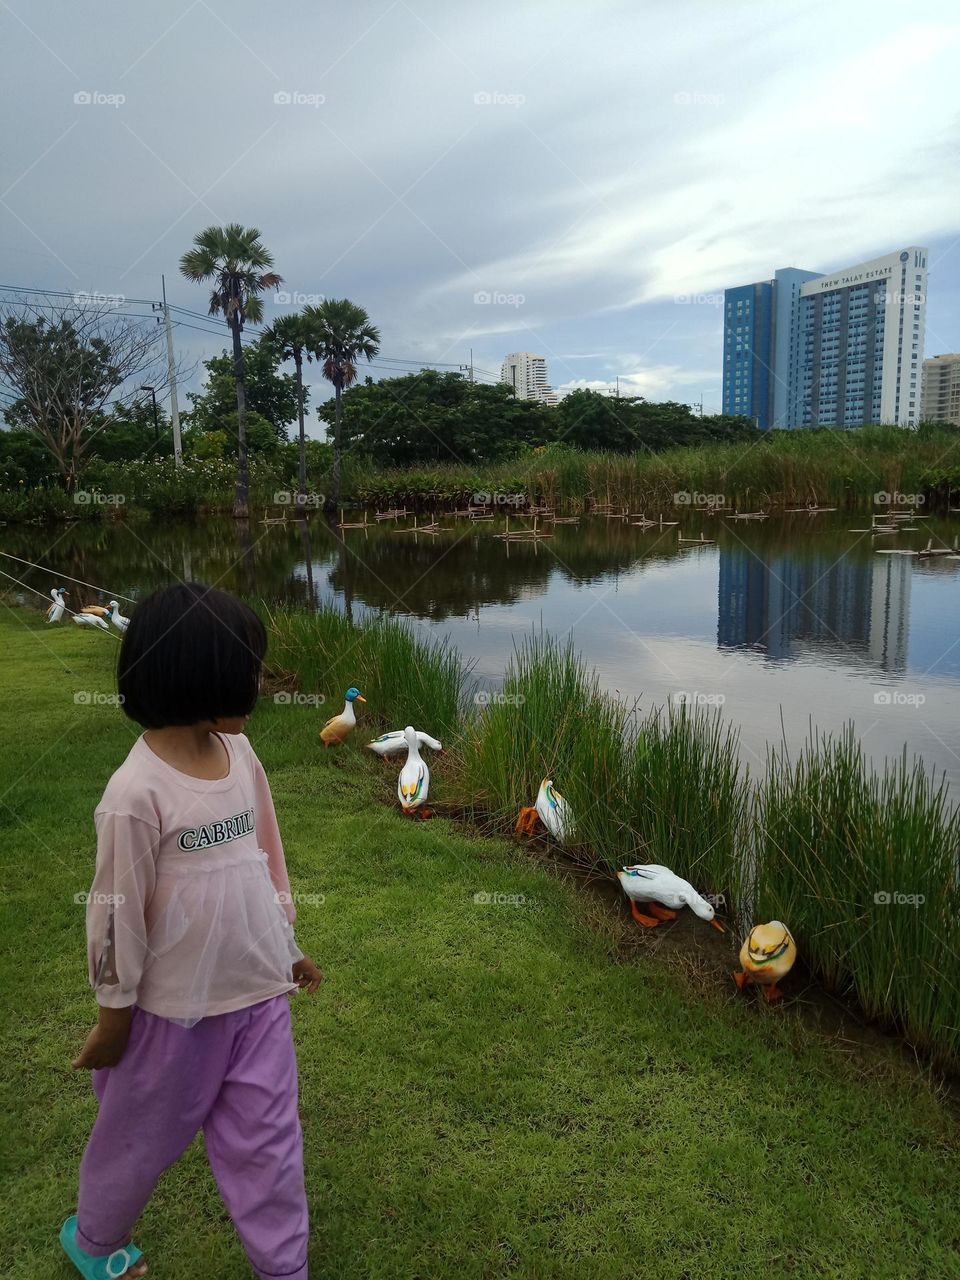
[60,1215,144,1278]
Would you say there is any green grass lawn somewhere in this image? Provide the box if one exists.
[3,606,960,1279]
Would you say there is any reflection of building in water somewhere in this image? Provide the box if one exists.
[869,553,911,671]
[718,547,910,671]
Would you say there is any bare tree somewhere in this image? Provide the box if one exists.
[0,297,171,491]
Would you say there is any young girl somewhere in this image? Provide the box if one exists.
[61,583,322,1280]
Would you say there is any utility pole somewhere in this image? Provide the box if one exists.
[470,347,474,383]
[161,275,183,466]
[615,375,620,399]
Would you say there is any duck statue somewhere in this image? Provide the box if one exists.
[320,687,366,747]
[368,728,442,756]
[733,922,796,1002]
[73,609,110,631]
[46,587,68,623]
[516,778,572,844]
[397,725,431,817]
[617,864,724,931]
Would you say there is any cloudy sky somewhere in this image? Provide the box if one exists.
[2,0,958,430]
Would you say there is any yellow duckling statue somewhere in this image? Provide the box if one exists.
[733,921,797,1002]
[320,686,366,747]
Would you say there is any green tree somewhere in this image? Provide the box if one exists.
[180,224,283,518]
[304,299,380,509]
[262,313,318,500]
[187,342,302,440]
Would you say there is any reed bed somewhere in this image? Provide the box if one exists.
[263,603,465,741]
[269,607,960,1064]
[754,728,960,1062]
[347,425,960,512]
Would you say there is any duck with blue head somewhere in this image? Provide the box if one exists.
[320,686,366,747]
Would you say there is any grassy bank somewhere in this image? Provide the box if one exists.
[5,423,960,524]
[4,605,960,1278]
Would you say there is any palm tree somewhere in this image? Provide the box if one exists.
[263,313,315,502]
[304,299,380,510]
[180,224,282,518]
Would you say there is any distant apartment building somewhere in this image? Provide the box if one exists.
[722,247,928,429]
[921,353,960,426]
[501,352,558,405]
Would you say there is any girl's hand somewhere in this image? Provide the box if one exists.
[292,955,323,994]
[72,1006,134,1070]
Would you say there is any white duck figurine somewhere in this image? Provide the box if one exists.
[46,587,68,623]
[368,728,442,756]
[106,600,130,632]
[515,778,571,844]
[397,725,431,817]
[73,609,110,631]
[617,864,724,932]
[320,686,366,747]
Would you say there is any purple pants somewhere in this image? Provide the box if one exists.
[76,994,308,1280]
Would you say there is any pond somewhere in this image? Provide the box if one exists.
[6,508,960,788]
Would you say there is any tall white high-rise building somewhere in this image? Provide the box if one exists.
[723,247,928,428]
[501,352,558,405]
[921,353,960,426]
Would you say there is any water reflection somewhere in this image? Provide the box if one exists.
[717,544,911,672]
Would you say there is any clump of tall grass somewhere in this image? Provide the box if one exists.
[754,727,960,1062]
[622,704,750,909]
[460,636,748,903]
[263,603,465,740]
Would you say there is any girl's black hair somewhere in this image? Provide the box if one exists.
[118,583,267,728]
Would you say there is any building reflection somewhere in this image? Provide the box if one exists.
[718,546,911,672]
